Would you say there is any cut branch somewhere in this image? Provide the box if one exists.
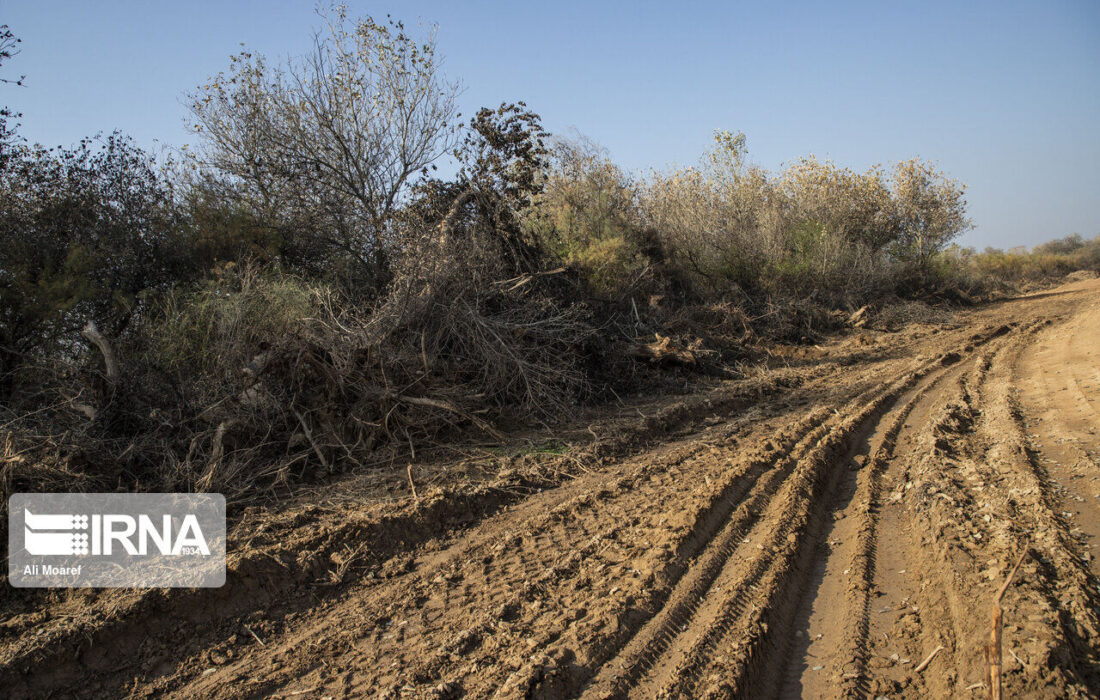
[406,463,419,504]
[437,188,476,242]
[81,321,119,385]
[398,395,505,442]
[988,545,1029,700]
[293,408,330,471]
[914,644,944,673]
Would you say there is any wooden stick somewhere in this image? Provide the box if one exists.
[407,463,419,504]
[398,395,506,441]
[81,320,119,384]
[292,408,329,470]
[243,624,266,647]
[420,331,429,374]
[989,546,1029,700]
[914,644,944,673]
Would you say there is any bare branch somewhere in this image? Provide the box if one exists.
[81,321,119,385]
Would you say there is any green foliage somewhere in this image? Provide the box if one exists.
[0,134,187,377]
[566,235,649,294]
[528,135,655,296]
[179,185,284,267]
[768,218,828,294]
[148,263,319,383]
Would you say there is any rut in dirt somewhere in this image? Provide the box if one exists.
[584,353,953,699]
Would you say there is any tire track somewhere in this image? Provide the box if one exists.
[857,315,1100,697]
[759,325,1036,700]
[1015,304,1100,576]
[833,324,1046,697]
[786,357,957,698]
[579,407,837,698]
[173,391,854,699]
[579,326,1026,699]
[588,359,942,698]
[653,369,930,699]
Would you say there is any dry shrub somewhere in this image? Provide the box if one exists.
[635,139,962,315]
[871,300,954,331]
[0,123,1004,510]
[532,132,974,348]
[969,249,1075,285]
[659,301,755,362]
[0,265,325,501]
[0,427,95,500]
[931,235,1100,298]
[754,296,845,344]
[167,241,595,498]
[1065,269,1098,282]
[384,204,596,411]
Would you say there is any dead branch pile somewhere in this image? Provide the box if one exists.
[1,209,600,504]
[628,334,702,366]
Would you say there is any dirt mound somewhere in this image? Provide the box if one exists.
[2,279,1099,699]
[1065,269,1098,282]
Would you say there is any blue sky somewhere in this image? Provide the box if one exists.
[2,0,1097,249]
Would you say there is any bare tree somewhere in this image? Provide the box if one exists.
[187,5,460,287]
[1,25,25,150]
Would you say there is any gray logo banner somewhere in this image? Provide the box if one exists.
[8,493,225,588]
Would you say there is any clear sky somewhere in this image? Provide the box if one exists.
[2,0,1097,249]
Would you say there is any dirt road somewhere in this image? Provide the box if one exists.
[3,279,1099,699]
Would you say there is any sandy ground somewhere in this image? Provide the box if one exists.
[2,279,1098,699]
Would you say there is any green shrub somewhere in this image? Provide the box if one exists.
[0,135,189,380]
[148,263,319,384]
[527,136,655,297]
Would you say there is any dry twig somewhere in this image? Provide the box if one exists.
[243,624,266,647]
[398,395,505,442]
[988,545,1029,700]
[406,463,419,504]
[292,408,329,471]
[914,644,944,673]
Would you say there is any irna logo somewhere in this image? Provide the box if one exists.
[9,493,225,588]
[23,510,211,557]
